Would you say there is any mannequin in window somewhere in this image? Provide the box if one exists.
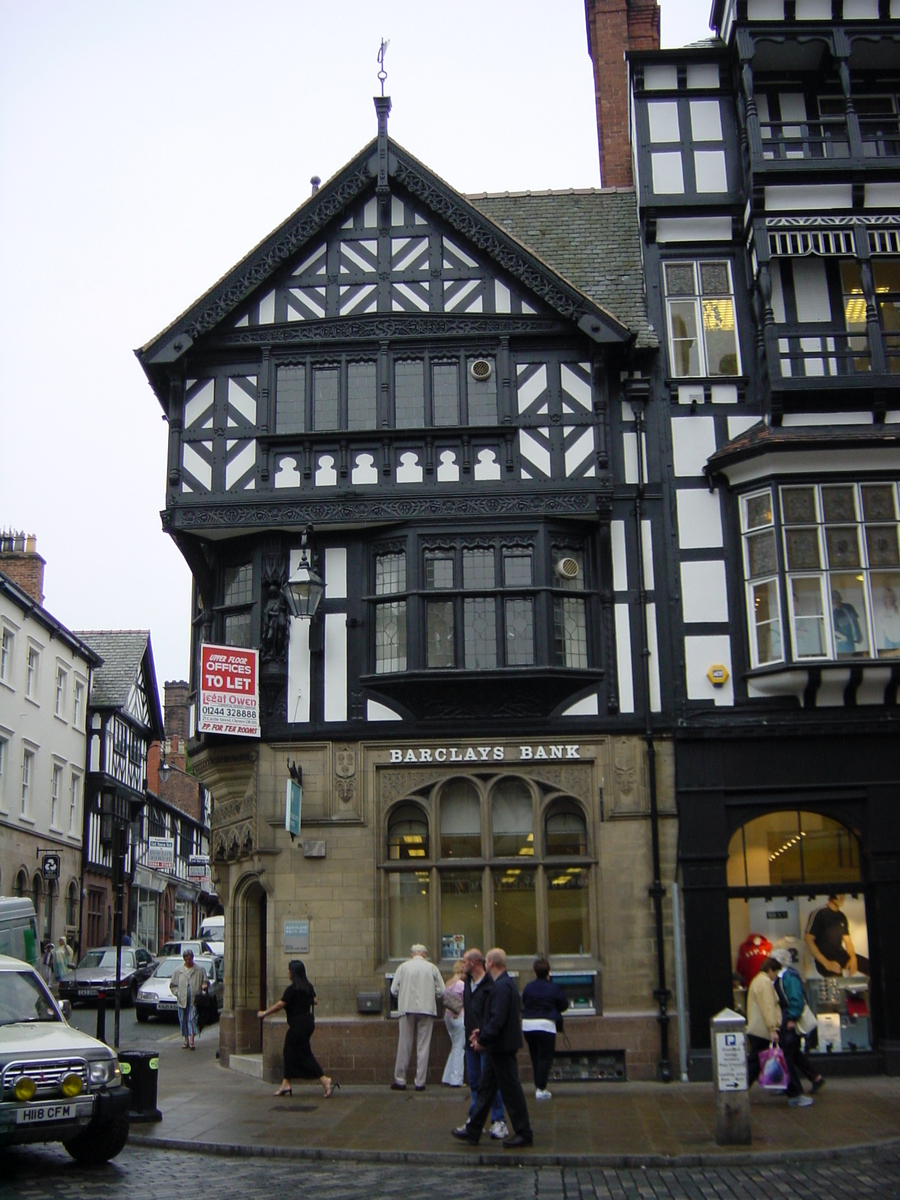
[831,590,863,656]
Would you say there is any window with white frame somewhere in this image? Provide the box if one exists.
[21,749,34,816]
[0,736,6,809]
[25,646,39,699]
[741,482,900,665]
[0,628,13,684]
[73,680,85,729]
[55,665,67,717]
[51,762,63,827]
[663,260,741,378]
[69,771,81,834]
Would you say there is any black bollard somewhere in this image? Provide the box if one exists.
[96,990,107,1044]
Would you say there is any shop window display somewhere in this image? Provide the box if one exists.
[728,810,869,1054]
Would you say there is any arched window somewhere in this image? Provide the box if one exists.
[387,803,429,861]
[440,780,481,858]
[727,810,869,1056]
[491,778,533,857]
[545,803,588,856]
[14,868,27,898]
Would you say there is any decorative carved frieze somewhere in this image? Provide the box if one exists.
[213,314,566,349]
[378,762,593,807]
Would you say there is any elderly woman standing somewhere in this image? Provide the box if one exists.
[169,949,209,1050]
[441,958,467,1087]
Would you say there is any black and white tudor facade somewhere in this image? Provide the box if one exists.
[138,101,679,1077]
[624,0,900,1074]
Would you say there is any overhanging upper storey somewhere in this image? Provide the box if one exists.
[137,102,650,540]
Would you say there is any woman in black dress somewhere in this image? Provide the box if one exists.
[257,960,337,1098]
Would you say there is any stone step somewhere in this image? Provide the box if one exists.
[228,1053,264,1079]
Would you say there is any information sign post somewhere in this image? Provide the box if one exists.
[711,1007,751,1146]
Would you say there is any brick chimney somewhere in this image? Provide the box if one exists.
[0,531,46,605]
[585,0,661,187]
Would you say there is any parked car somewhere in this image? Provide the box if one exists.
[134,954,221,1024]
[197,915,225,958]
[0,952,130,1163]
[158,940,215,958]
[0,898,39,968]
[57,947,156,1006]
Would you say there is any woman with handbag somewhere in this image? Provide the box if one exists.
[169,949,209,1050]
[746,957,782,1088]
[441,959,467,1087]
[521,957,569,1100]
[258,959,337,1099]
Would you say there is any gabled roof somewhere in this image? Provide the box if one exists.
[0,569,101,667]
[73,630,164,736]
[468,189,657,350]
[137,127,648,398]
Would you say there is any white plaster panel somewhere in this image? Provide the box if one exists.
[887,411,900,424]
[792,257,831,322]
[747,0,784,15]
[795,0,831,15]
[325,547,347,600]
[656,217,733,243]
[856,667,892,706]
[367,699,403,722]
[687,63,719,89]
[816,668,851,707]
[651,152,685,195]
[560,694,599,717]
[671,416,717,477]
[642,520,655,590]
[685,635,734,706]
[615,604,635,714]
[694,150,727,192]
[644,64,678,90]
[781,411,872,426]
[690,100,723,141]
[681,560,729,623]
[287,617,310,724]
[677,489,723,549]
[711,384,738,404]
[865,183,900,208]
[648,102,680,142]
[647,602,661,713]
[728,415,762,439]
[324,613,347,722]
[765,185,852,211]
[843,0,878,16]
[678,384,705,406]
[611,521,628,593]
[623,431,649,484]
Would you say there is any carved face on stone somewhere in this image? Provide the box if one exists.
[335,747,356,779]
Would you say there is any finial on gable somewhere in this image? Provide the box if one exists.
[374,39,392,198]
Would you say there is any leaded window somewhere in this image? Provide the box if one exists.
[223,562,253,649]
[375,552,407,674]
[664,260,740,378]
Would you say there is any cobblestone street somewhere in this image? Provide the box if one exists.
[2,1143,900,1200]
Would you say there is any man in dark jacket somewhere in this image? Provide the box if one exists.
[461,948,507,1138]
[452,947,533,1148]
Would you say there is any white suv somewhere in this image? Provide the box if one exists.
[0,953,130,1164]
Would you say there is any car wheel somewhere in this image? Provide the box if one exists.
[63,1112,130,1165]
[135,1006,150,1023]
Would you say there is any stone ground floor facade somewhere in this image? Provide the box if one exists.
[196,733,679,1083]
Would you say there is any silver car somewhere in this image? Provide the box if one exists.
[0,953,129,1163]
[134,955,221,1024]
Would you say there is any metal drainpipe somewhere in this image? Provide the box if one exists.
[630,385,672,1081]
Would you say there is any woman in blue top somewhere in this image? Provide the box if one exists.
[521,958,568,1100]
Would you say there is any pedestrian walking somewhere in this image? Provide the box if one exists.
[461,948,508,1139]
[772,949,818,1106]
[521,957,568,1100]
[169,948,208,1050]
[390,944,444,1091]
[52,938,70,991]
[441,958,467,1087]
[771,947,824,1098]
[745,956,781,1088]
[258,959,337,1099]
[452,947,533,1148]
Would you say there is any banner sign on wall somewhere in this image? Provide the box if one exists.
[285,779,302,837]
[198,644,260,737]
[188,854,210,881]
[147,837,174,871]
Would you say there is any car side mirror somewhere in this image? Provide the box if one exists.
[59,999,72,1020]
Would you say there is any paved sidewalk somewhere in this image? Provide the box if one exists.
[128,1030,900,1166]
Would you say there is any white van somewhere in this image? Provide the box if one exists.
[0,898,40,968]
[197,914,224,958]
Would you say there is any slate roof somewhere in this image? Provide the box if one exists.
[707,419,900,474]
[468,189,657,350]
[73,630,163,733]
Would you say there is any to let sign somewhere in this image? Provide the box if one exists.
[188,855,209,881]
[198,644,260,738]
[148,837,174,871]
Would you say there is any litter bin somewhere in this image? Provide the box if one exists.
[118,1049,162,1123]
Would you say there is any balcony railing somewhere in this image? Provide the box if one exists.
[773,328,872,379]
[758,114,900,163]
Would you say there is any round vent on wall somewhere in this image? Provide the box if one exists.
[555,557,580,580]
[470,359,492,381]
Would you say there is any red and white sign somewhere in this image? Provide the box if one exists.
[198,644,260,738]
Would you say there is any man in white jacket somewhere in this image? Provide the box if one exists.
[390,944,445,1090]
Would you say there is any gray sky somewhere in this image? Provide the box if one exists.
[0,0,714,686]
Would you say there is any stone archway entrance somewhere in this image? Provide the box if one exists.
[221,875,267,1060]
